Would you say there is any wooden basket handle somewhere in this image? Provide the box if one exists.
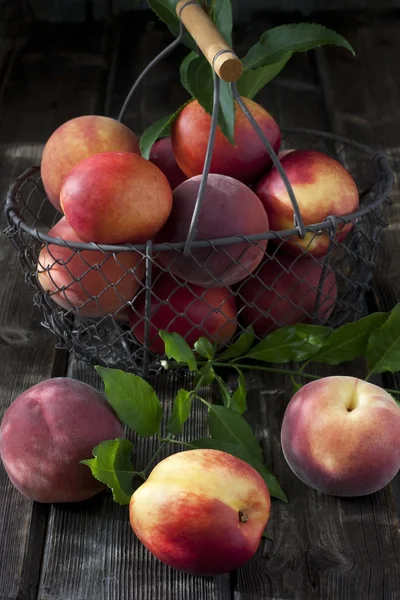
[176,0,243,82]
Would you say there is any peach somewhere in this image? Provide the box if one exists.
[60,151,173,244]
[171,97,281,184]
[129,449,271,575]
[149,136,187,189]
[37,217,145,317]
[156,174,269,287]
[41,115,140,210]
[0,377,124,503]
[237,255,337,336]
[255,150,360,256]
[129,272,237,355]
[281,376,400,497]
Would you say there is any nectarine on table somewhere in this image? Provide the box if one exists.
[255,150,359,256]
[129,272,237,355]
[37,217,145,318]
[281,376,400,497]
[149,136,187,189]
[129,449,271,575]
[171,97,281,184]
[157,174,269,287]
[60,151,173,244]
[0,377,124,503]
[237,254,337,336]
[41,115,140,210]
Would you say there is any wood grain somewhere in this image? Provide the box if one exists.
[36,18,231,600]
[0,18,110,600]
[232,16,400,599]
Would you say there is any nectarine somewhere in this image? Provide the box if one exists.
[130,272,237,355]
[0,377,124,503]
[281,376,400,496]
[129,449,271,575]
[149,136,187,189]
[60,152,173,244]
[237,255,337,336]
[157,174,269,287]
[255,150,359,256]
[37,218,145,317]
[171,97,281,184]
[41,115,140,210]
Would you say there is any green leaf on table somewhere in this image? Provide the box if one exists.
[242,23,354,71]
[312,312,389,365]
[167,388,193,435]
[244,324,332,363]
[140,103,188,159]
[186,438,287,501]
[159,331,198,372]
[261,530,274,540]
[230,369,247,415]
[236,52,292,99]
[366,304,400,375]
[219,326,255,360]
[147,0,197,51]
[81,438,135,505]
[215,374,232,407]
[194,337,216,360]
[208,404,263,461]
[212,0,233,46]
[181,51,236,144]
[95,366,162,437]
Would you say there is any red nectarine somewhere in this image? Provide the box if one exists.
[129,272,237,355]
[255,150,359,256]
[171,97,281,184]
[41,115,140,210]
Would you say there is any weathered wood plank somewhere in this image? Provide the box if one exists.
[318,17,400,389]
[38,360,232,600]
[0,19,111,600]
[37,17,231,600]
[318,13,400,521]
[232,16,400,600]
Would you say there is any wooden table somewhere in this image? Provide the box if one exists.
[1,10,399,600]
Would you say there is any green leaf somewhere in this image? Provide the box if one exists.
[187,438,287,501]
[230,369,247,415]
[219,326,255,360]
[215,374,231,407]
[243,23,354,71]
[81,438,134,505]
[261,530,274,540]
[208,404,263,461]
[140,103,188,159]
[167,389,193,435]
[194,363,215,386]
[313,312,389,365]
[159,331,198,372]
[212,0,233,46]
[194,337,216,360]
[236,52,292,99]
[95,366,162,437]
[367,304,400,375]
[181,52,236,144]
[244,325,332,363]
[147,0,197,51]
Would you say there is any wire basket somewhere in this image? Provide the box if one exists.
[3,2,394,377]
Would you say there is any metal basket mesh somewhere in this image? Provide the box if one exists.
[3,128,393,376]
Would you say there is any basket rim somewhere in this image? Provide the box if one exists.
[4,128,394,254]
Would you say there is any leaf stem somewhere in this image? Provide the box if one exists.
[142,433,174,476]
[384,387,400,396]
[212,362,320,380]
